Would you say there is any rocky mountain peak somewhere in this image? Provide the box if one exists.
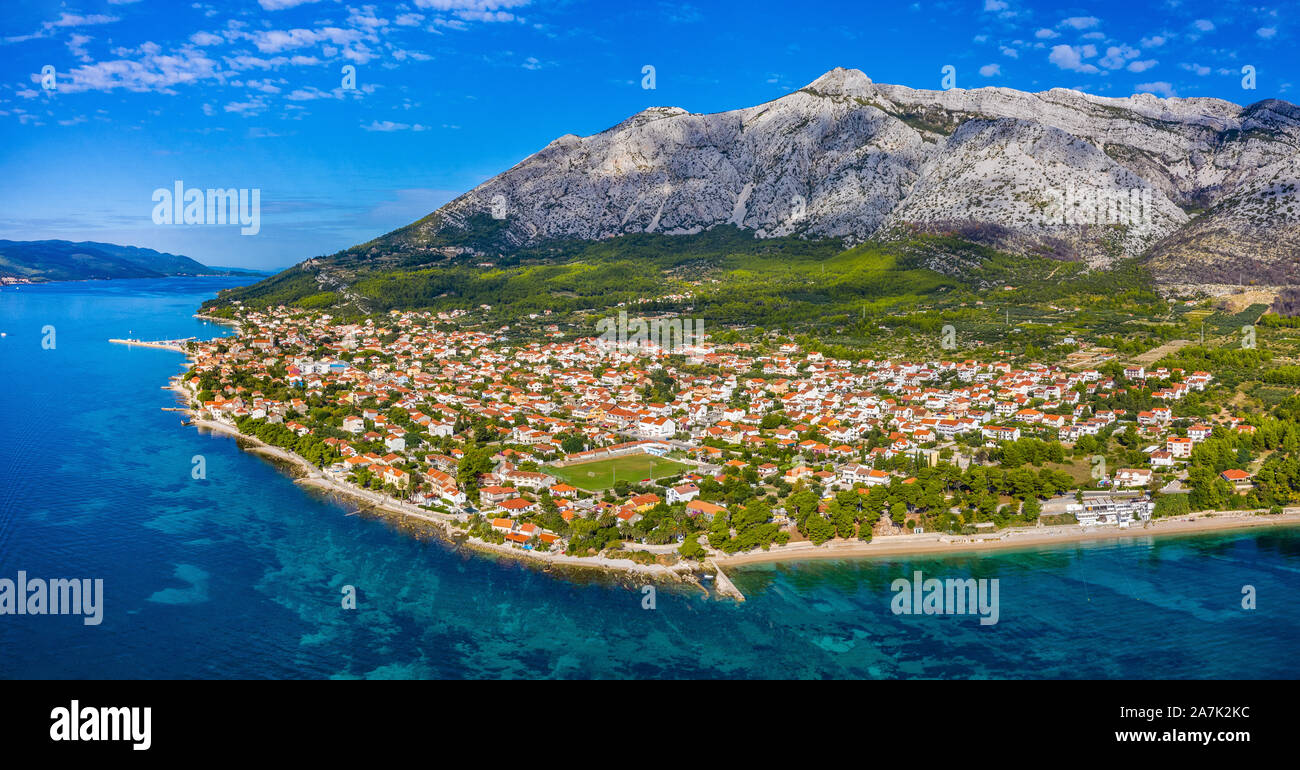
[802,67,874,97]
[372,68,1300,286]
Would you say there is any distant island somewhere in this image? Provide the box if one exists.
[0,239,262,283]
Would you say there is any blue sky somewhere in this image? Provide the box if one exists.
[1,0,1291,269]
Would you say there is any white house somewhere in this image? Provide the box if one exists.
[667,483,700,504]
[637,416,675,439]
[1113,468,1153,488]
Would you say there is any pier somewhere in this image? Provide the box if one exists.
[108,337,195,352]
[707,561,746,602]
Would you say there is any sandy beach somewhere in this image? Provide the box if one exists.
[712,509,1300,567]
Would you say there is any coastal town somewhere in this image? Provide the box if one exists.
[167,303,1300,575]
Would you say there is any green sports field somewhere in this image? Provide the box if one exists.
[547,454,687,491]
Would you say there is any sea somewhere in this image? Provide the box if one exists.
[1,276,1297,679]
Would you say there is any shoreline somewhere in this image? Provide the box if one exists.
[193,312,241,328]
[169,377,702,586]
[712,510,1300,568]
[169,372,1300,588]
[159,345,1299,598]
[2,273,256,287]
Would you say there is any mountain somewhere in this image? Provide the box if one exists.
[0,240,237,282]
[228,67,1300,310]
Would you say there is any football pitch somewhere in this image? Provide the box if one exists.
[547,454,688,491]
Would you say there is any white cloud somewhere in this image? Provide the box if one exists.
[258,0,323,9]
[46,13,120,29]
[1258,27,1277,39]
[391,49,433,62]
[248,27,364,54]
[348,6,389,30]
[983,0,1008,10]
[1126,59,1157,73]
[342,43,377,64]
[979,63,1001,77]
[414,0,531,23]
[7,11,120,41]
[362,120,430,131]
[1181,62,1211,76]
[51,44,226,94]
[1035,28,1059,39]
[1049,44,1099,73]
[1136,81,1175,98]
[224,98,268,115]
[67,33,93,62]
[1140,35,1167,47]
[1059,16,1100,30]
[286,87,335,101]
[1099,45,1140,70]
[1192,19,1215,33]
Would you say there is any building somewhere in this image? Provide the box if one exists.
[498,497,538,516]
[981,425,1021,442]
[1069,495,1154,526]
[667,483,700,504]
[1219,469,1254,491]
[1150,450,1174,468]
[685,499,727,521]
[1113,468,1153,488]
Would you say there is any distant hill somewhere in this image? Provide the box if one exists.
[0,240,255,282]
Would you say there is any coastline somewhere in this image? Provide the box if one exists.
[168,377,701,586]
[712,510,1300,568]
[167,371,1300,589]
[160,345,1300,597]
[193,312,241,328]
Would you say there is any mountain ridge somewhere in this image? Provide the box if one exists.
[248,67,1300,298]
[0,239,245,282]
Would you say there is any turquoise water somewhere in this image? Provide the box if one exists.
[1,277,1298,679]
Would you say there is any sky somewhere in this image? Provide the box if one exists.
[0,0,1292,269]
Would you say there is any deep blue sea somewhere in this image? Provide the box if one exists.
[1,277,1298,679]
